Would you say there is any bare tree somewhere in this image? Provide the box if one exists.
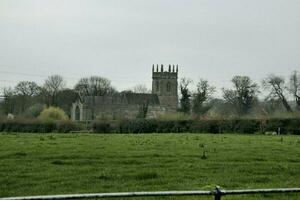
[132,84,151,93]
[192,79,215,115]
[74,76,116,120]
[14,81,41,112]
[43,75,66,106]
[75,76,116,100]
[289,71,300,109]
[15,81,40,97]
[223,76,259,115]
[263,74,292,112]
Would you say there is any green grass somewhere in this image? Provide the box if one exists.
[0,133,299,200]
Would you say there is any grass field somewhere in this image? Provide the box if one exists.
[0,133,299,200]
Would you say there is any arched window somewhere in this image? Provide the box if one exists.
[75,106,80,121]
[156,81,159,91]
[167,82,171,92]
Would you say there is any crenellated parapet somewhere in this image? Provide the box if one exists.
[152,64,178,73]
[152,64,178,80]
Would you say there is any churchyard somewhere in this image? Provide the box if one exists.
[0,133,299,200]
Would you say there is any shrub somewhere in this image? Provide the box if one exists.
[234,119,261,134]
[0,119,80,133]
[0,121,5,132]
[24,104,45,118]
[119,119,156,133]
[38,107,68,122]
[190,120,221,133]
[92,121,111,133]
[265,118,290,134]
[0,119,56,133]
[218,120,235,133]
[56,120,81,133]
[206,120,222,133]
[286,118,300,135]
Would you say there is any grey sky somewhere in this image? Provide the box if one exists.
[0,0,300,95]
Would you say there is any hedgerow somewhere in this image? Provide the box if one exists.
[0,119,79,133]
[0,118,299,134]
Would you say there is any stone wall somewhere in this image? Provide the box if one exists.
[71,102,169,121]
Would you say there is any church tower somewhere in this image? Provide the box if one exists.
[152,64,178,110]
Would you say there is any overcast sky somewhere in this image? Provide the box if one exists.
[0,0,300,95]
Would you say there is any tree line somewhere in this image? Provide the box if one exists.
[179,71,300,117]
[0,70,299,119]
[0,75,116,118]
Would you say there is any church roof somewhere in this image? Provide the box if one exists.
[83,93,160,106]
[123,93,160,105]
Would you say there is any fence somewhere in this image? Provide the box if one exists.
[1,187,300,200]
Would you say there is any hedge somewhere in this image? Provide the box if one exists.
[91,121,111,133]
[0,120,80,133]
[95,118,300,135]
[1,118,300,134]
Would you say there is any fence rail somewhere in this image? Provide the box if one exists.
[1,187,300,200]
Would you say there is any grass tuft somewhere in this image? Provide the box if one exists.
[135,172,159,180]
[96,174,113,181]
[14,152,27,157]
[51,160,66,165]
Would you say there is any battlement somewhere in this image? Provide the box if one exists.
[152,64,178,73]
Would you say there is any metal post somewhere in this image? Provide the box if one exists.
[214,186,222,200]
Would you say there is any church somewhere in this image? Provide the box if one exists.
[71,64,179,121]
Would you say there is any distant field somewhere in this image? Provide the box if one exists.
[0,133,299,200]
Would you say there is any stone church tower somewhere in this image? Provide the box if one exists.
[152,64,178,110]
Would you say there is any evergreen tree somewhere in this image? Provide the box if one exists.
[179,78,192,114]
